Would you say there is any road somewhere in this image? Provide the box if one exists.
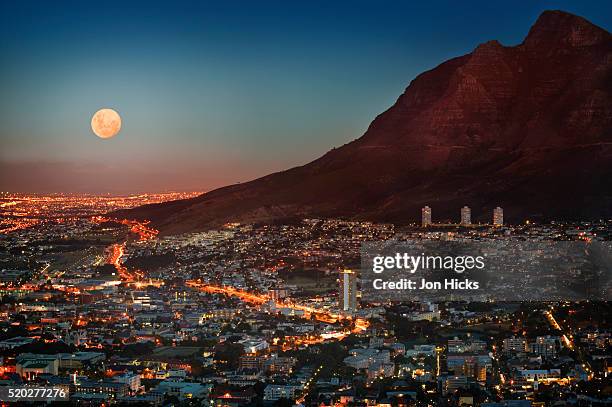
[187,280,368,333]
[93,216,159,282]
[544,308,593,377]
[544,309,574,350]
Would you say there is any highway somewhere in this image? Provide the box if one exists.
[187,280,368,331]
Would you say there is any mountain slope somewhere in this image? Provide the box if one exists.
[118,10,612,233]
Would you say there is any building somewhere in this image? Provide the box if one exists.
[338,269,357,313]
[444,376,469,394]
[212,387,255,406]
[73,379,130,399]
[344,348,390,370]
[113,373,142,394]
[263,384,302,401]
[405,345,436,358]
[389,343,405,355]
[421,206,432,227]
[447,339,487,354]
[268,287,288,301]
[503,336,527,355]
[64,330,87,347]
[446,354,491,378]
[239,339,269,354]
[156,369,188,381]
[407,310,440,321]
[0,336,35,350]
[16,352,106,372]
[264,356,296,374]
[57,352,106,369]
[518,368,561,381]
[367,361,395,380]
[493,207,504,226]
[460,206,471,226]
[200,308,237,322]
[16,357,59,379]
[530,336,558,359]
[239,355,264,371]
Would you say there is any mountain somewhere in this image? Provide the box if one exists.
[117,10,612,234]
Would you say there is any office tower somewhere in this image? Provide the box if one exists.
[421,206,432,227]
[460,206,471,226]
[493,207,503,226]
[339,269,357,313]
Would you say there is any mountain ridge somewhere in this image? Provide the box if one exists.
[116,10,612,233]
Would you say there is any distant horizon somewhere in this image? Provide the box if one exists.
[2,1,611,194]
[1,190,204,196]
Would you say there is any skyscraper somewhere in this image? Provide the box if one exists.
[339,269,357,313]
[493,207,503,226]
[422,206,432,227]
[460,206,471,226]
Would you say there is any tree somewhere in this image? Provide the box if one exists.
[214,342,244,370]
[273,398,292,407]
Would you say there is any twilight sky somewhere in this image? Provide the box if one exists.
[1,1,610,194]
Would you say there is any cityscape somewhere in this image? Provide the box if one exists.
[0,193,609,405]
[1,1,611,406]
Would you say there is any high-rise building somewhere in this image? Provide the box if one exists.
[493,207,503,226]
[421,206,432,227]
[460,206,471,226]
[339,269,357,313]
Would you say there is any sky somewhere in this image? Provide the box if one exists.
[1,1,610,194]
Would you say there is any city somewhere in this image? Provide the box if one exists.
[0,193,609,405]
[1,3,611,405]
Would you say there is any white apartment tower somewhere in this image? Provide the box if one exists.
[339,269,357,313]
[493,207,504,226]
[460,206,471,226]
[421,206,432,227]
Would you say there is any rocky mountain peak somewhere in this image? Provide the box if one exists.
[118,10,612,233]
[524,10,611,48]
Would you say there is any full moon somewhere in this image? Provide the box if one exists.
[91,108,122,139]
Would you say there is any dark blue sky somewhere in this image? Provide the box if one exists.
[1,1,610,193]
